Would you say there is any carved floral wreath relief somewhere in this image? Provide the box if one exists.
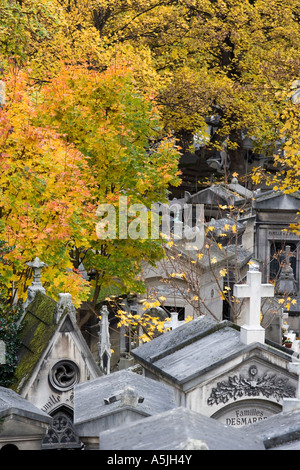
[207,365,295,406]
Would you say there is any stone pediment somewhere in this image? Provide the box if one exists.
[206,355,296,425]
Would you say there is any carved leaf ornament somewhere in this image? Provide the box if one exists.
[208,365,295,406]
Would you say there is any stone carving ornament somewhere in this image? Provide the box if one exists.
[49,360,80,392]
[42,410,81,449]
[207,365,296,406]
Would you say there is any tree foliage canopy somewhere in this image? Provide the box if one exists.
[1,0,300,317]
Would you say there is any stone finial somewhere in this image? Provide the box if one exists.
[27,257,48,286]
[98,305,111,375]
[55,293,76,324]
[233,263,274,345]
[22,257,48,314]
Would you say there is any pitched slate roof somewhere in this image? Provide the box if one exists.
[244,409,300,450]
[11,291,58,392]
[74,369,177,427]
[0,386,51,425]
[253,190,300,209]
[99,407,265,450]
[131,316,294,386]
[184,184,246,207]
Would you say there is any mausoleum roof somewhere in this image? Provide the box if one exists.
[253,190,300,209]
[184,184,248,207]
[131,316,294,386]
[244,408,300,450]
[74,369,177,427]
[0,386,52,424]
[99,406,265,450]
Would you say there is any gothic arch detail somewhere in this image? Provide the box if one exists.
[42,407,82,450]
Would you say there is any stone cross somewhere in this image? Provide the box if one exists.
[120,386,144,407]
[233,262,274,345]
[98,305,111,375]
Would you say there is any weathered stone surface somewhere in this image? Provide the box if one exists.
[0,386,52,450]
[245,408,300,450]
[99,407,265,450]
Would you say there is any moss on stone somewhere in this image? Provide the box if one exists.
[10,291,59,393]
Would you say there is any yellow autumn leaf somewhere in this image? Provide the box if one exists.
[185,316,193,323]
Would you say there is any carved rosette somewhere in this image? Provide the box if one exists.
[207,365,296,406]
[49,360,80,392]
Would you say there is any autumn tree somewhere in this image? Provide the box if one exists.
[84,0,300,177]
[2,0,300,339]
[4,0,300,178]
[0,61,181,332]
[252,78,300,233]
[0,68,92,306]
